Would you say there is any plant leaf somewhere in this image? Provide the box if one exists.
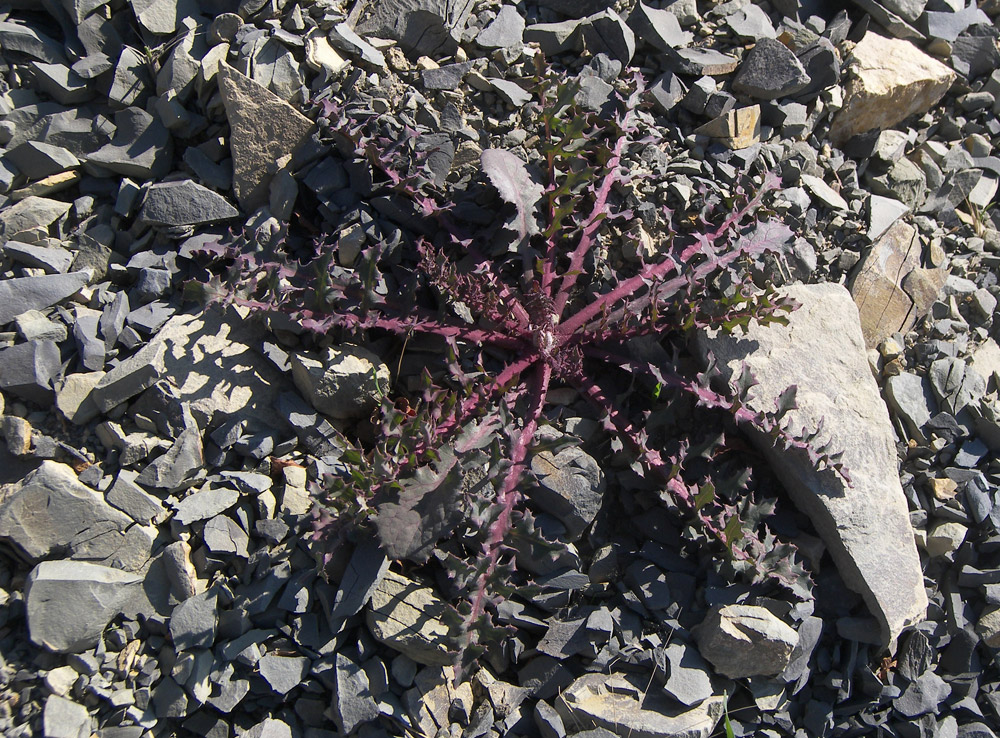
[481,148,544,240]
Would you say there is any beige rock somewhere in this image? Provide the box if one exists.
[925,521,967,558]
[366,571,458,665]
[290,345,390,420]
[305,34,349,75]
[694,104,760,149]
[695,284,927,645]
[977,606,1000,648]
[970,338,1000,391]
[56,371,105,425]
[555,672,727,738]
[830,33,955,144]
[928,477,959,500]
[695,605,798,678]
[404,666,474,736]
[218,64,314,210]
[10,170,81,201]
[0,415,31,456]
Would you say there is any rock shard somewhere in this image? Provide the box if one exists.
[695,283,927,645]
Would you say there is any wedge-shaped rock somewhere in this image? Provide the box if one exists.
[26,559,143,653]
[829,32,955,144]
[138,180,239,225]
[695,283,926,645]
[555,672,726,738]
[218,65,314,211]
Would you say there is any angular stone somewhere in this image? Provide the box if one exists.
[894,671,951,717]
[0,340,62,405]
[42,694,92,738]
[87,107,172,179]
[0,20,66,64]
[579,9,635,66]
[885,372,937,443]
[0,271,88,328]
[6,141,80,180]
[929,358,986,416]
[489,78,533,107]
[130,0,199,35]
[0,195,72,241]
[695,605,798,678]
[258,652,310,695]
[476,5,525,49]
[663,643,715,707]
[92,340,168,412]
[291,345,390,421]
[218,64,314,211]
[668,47,739,75]
[628,2,692,51]
[695,283,927,645]
[27,560,143,653]
[138,180,240,226]
[170,590,217,651]
[694,105,760,149]
[528,446,604,541]
[333,652,379,733]
[829,33,955,144]
[203,514,249,556]
[250,37,303,102]
[868,194,910,240]
[245,718,292,738]
[800,173,849,211]
[733,38,809,100]
[366,571,458,665]
[109,47,152,108]
[355,0,475,57]
[173,487,239,526]
[524,20,582,55]
[555,673,726,738]
[107,469,165,525]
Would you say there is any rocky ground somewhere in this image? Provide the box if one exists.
[1,0,1000,737]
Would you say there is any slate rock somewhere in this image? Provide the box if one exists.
[366,571,458,665]
[0,195,72,242]
[885,372,938,443]
[894,671,951,717]
[534,700,567,738]
[26,559,143,653]
[0,20,66,64]
[951,30,1000,80]
[130,0,199,34]
[627,2,692,53]
[291,345,390,420]
[668,47,739,75]
[929,358,986,416]
[244,719,292,738]
[868,194,910,240]
[218,64,314,211]
[727,4,776,39]
[663,643,715,707]
[830,32,955,144]
[87,106,172,179]
[695,284,927,644]
[694,105,761,149]
[173,486,240,526]
[42,694,92,738]
[800,173,849,210]
[537,0,607,16]
[649,71,686,113]
[695,605,798,678]
[6,141,79,180]
[170,590,218,651]
[109,47,152,109]
[490,78,533,107]
[138,180,239,226]
[477,5,525,49]
[330,539,390,626]
[135,410,204,491]
[203,515,249,556]
[333,652,379,734]
[733,38,810,100]
[422,61,473,91]
[524,20,582,55]
[258,653,310,696]
[356,0,475,56]
[528,446,604,541]
[555,673,726,738]
[0,340,62,405]
[107,469,165,525]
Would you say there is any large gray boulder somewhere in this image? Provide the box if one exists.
[694,283,926,645]
[26,559,144,653]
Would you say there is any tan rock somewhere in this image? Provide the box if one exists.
[928,477,958,500]
[926,521,966,558]
[56,371,105,425]
[977,606,1000,648]
[830,33,955,144]
[218,64,314,211]
[366,571,458,665]
[695,104,760,149]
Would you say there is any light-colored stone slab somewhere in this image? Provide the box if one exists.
[695,283,927,645]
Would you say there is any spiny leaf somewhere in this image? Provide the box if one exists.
[481,148,544,241]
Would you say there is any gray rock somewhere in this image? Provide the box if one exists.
[422,61,474,91]
[72,306,105,372]
[244,718,292,738]
[534,700,567,738]
[55,371,105,425]
[537,0,607,16]
[664,643,715,707]
[366,571,458,665]
[627,2,692,52]
[27,560,143,653]
[153,676,188,718]
[929,358,986,416]
[0,461,145,566]
[109,47,152,109]
[333,652,379,733]
[580,10,635,66]
[0,271,89,327]
[951,32,999,80]
[130,0,199,34]
[15,310,67,341]
[138,180,239,226]
[291,345,390,420]
[170,590,217,651]
[649,71,686,113]
[42,694,92,738]
[329,22,387,67]
[87,106,172,179]
[695,605,798,679]
[489,78,532,107]
[100,291,130,350]
[733,38,810,100]
[0,195,72,242]
[925,6,991,43]
[894,671,951,717]
[476,5,525,49]
[555,673,726,738]
[92,339,167,412]
[524,20,582,55]
[258,653,310,696]
[868,194,910,240]
[897,630,934,681]
[355,0,475,56]
[869,157,927,210]
[0,20,66,63]
[172,486,240,526]
[695,284,927,645]
[800,173,849,210]
[0,340,62,405]
[528,446,604,540]
[330,539,390,627]
[251,37,303,102]
[6,141,79,180]
[727,4,776,39]
[879,0,927,23]
[885,372,938,443]
[4,242,75,274]
[107,469,166,525]
[668,47,739,75]
[203,515,249,556]
[219,64,314,211]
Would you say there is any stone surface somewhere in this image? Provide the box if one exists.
[528,446,604,541]
[663,643,715,707]
[170,590,217,651]
[333,652,380,734]
[885,372,938,443]
[695,283,927,644]
[26,560,143,653]
[356,0,475,57]
[0,195,72,242]
[694,105,760,149]
[138,180,239,225]
[694,605,798,678]
[218,64,314,210]
[42,694,92,738]
[732,38,809,100]
[291,345,390,420]
[86,106,172,179]
[366,571,458,665]
[829,33,956,144]
[555,673,726,738]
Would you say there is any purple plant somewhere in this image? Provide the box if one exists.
[194,63,846,665]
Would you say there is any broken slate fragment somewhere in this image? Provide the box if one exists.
[87,106,172,179]
[0,340,62,405]
[6,141,80,180]
[366,571,458,665]
[107,469,166,525]
[203,515,249,557]
[695,605,798,679]
[489,78,533,107]
[627,2,693,52]
[355,0,474,57]
[26,559,143,653]
[330,539,390,626]
[0,20,66,64]
[664,642,716,707]
[885,372,938,443]
[138,180,239,226]
[172,486,240,526]
[258,653,310,696]
[694,105,761,149]
[476,5,525,49]
[333,652,380,734]
[170,590,218,651]
[92,340,167,412]
[42,695,92,738]
[579,9,635,66]
[528,446,604,541]
[0,195,72,242]
[0,271,89,327]
[732,38,809,100]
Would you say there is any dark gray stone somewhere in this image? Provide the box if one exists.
[885,372,938,443]
[648,71,686,113]
[929,357,986,416]
[153,676,188,719]
[733,38,810,100]
[0,271,89,326]
[100,292,130,350]
[925,6,991,43]
[524,20,582,55]
[627,2,692,52]
[663,643,715,707]
[0,340,62,405]
[537,0,607,17]
[727,4,775,39]
[6,141,79,179]
[42,695,92,738]
[0,21,66,63]
[86,106,172,179]
[534,700,567,738]
[138,180,240,226]
[330,539,389,627]
[258,653,310,696]
[951,30,1000,80]
[579,10,635,66]
[421,61,473,91]
[93,340,167,412]
[528,445,604,541]
[625,561,671,610]
[667,46,739,75]
[109,47,151,109]
[894,671,951,717]
[203,515,249,557]
[490,78,532,107]
[73,307,105,372]
[170,591,218,652]
[476,5,525,49]
[897,630,934,681]
[172,487,240,526]
[355,0,475,56]
[135,410,203,491]
[3,241,74,274]
[106,469,165,525]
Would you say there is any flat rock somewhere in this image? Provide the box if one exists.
[476,5,525,49]
[333,652,379,733]
[355,0,475,57]
[829,32,955,144]
[138,180,239,226]
[0,20,66,64]
[663,643,716,706]
[579,9,635,66]
[694,105,760,149]
[86,106,172,179]
[0,340,63,405]
[695,283,927,645]
[291,345,390,420]
[0,195,72,242]
[800,173,849,210]
[366,570,458,665]
[173,486,240,526]
[93,340,168,412]
[26,559,143,653]
[555,672,726,738]
[627,2,693,51]
[694,605,798,678]
[885,372,938,443]
[42,694,91,738]
[170,590,217,651]
[218,64,314,211]
[130,0,199,35]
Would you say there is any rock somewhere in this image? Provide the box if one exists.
[0,461,141,566]
[258,653,310,696]
[42,694,92,738]
[333,652,379,733]
[0,20,66,64]
[244,719,292,738]
[93,339,168,412]
[537,0,607,16]
[218,64,314,211]
[135,410,203,491]
[694,105,760,149]
[0,340,63,405]
[894,671,951,717]
[86,106,172,179]
[0,271,90,327]
[329,22,387,67]
[290,345,390,421]
[926,521,967,558]
[663,643,715,707]
[829,33,955,144]
[869,157,927,209]
[130,0,199,35]
[366,570,458,665]
[1,416,32,455]
[109,47,152,108]
[555,672,726,738]
[929,357,985,416]
[6,141,79,180]
[172,486,240,526]
[489,78,533,107]
[304,33,349,77]
[732,38,809,100]
[850,221,943,348]
[0,195,72,241]
[170,590,217,651]
[668,47,739,75]
[26,560,143,653]
[868,194,910,240]
[695,284,927,644]
[694,605,798,678]
[161,541,199,601]
[250,38,303,102]
[727,4,775,39]
[355,0,475,57]
[884,372,938,443]
[800,173,849,211]
[422,60,474,90]
[579,10,635,66]
[528,446,604,541]
[524,20,582,55]
[203,515,249,556]
[138,180,239,226]
[477,5,525,49]
[977,607,1000,647]
[106,469,166,525]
